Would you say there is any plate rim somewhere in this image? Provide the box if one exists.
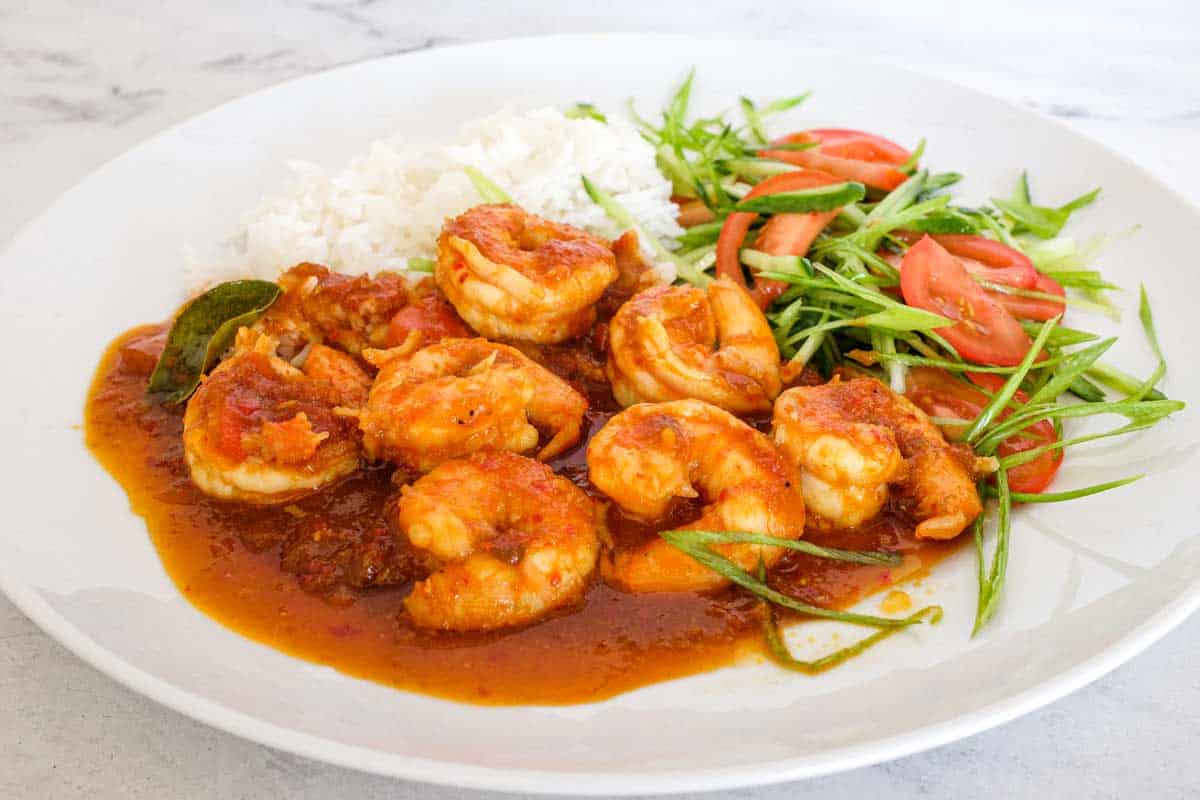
[3,32,1199,795]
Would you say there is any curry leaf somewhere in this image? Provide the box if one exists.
[147,280,281,405]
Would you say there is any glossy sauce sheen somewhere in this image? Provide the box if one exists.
[86,323,961,705]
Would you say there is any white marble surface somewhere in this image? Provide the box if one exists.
[3,2,1199,798]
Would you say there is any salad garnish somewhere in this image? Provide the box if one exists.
[582,73,1184,638]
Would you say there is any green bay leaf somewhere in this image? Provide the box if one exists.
[146,279,281,405]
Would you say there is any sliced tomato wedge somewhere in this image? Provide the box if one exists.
[904,368,980,426]
[899,236,1033,366]
[990,272,1066,321]
[759,129,912,192]
[893,231,1063,320]
[905,367,1062,494]
[755,214,830,261]
[893,231,1038,289]
[715,169,843,309]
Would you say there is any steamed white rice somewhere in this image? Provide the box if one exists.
[186,107,683,291]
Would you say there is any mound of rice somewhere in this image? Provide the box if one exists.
[186,107,683,291]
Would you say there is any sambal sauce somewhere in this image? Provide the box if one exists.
[85,321,961,706]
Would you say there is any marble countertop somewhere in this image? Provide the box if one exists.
[3,2,1199,798]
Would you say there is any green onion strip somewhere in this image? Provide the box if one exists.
[659,531,942,671]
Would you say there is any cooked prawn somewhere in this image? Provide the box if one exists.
[183,329,367,504]
[299,343,373,405]
[255,262,415,355]
[587,399,805,592]
[436,204,618,343]
[772,376,984,539]
[597,230,667,317]
[607,278,782,414]
[396,450,601,630]
[357,338,587,472]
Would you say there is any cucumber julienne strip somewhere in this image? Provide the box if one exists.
[721,157,800,181]
[735,182,867,214]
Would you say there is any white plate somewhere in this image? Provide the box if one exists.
[1,34,1198,796]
